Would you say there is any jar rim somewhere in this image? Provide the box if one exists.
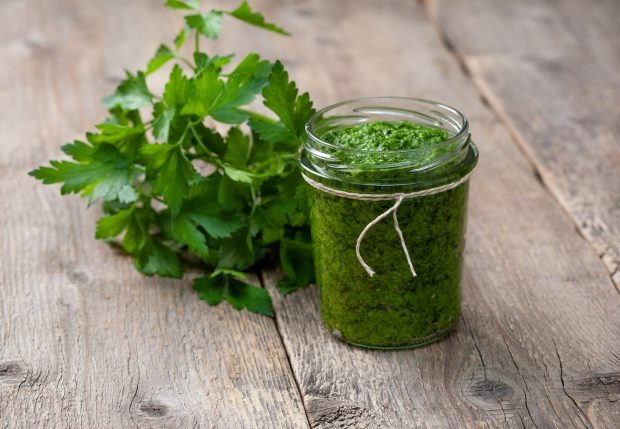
[305,96,470,155]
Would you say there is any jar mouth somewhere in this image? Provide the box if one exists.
[300,96,478,193]
[305,96,469,155]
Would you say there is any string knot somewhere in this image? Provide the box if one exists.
[354,193,417,278]
[302,172,472,278]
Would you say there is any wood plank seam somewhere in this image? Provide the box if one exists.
[258,270,313,428]
[553,338,594,428]
[455,67,620,297]
[424,0,620,296]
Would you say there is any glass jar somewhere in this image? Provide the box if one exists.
[299,97,478,349]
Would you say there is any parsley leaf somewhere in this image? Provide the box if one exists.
[152,105,175,142]
[163,65,190,108]
[211,53,272,124]
[172,181,243,258]
[29,144,133,204]
[181,53,271,123]
[164,0,200,11]
[146,44,175,75]
[218,228,254,270]
[30,161,117,194]
[174,26,191,50]
[223,127,250,167]
[102,71,152,110]
[253,61,315,145]
[185,12,223,40]
[194,52,234,72]
[135,241,183,278]
[181,67,224,117]
[277,238,314,295]
[193,273,274,316]
[96,206,134,240]
[30,0,316,316]
[90,123,144,144]
[141,143,196,213]
[227,1,289,35]
[61,140,95,162]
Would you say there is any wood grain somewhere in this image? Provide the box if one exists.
[2,0,620,427]
[0,1,308,427]
[252,0,620,427]
[431,0,620,291]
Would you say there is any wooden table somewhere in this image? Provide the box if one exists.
[2,0,619,427]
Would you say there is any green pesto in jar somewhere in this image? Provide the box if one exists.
[308,120,469,348]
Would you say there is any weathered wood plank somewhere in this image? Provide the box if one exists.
[0,1,308,427]
[431,0,620,291]
[253,0,620,427]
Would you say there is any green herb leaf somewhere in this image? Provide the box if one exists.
[90,123,144,144]
[227,1,289,35]
[277,237,314,295]
[122,207,152,253]
[31,0,315,317]
[29,144,133,204]
[218,174,251,210]
[223,127,250,167]
[152,105,175,142]
[211,53,272,124]
[258,61,314,145]
[174,26,191,50]
[185,12,223,40]
[163,64,190,108]
[103,71,152,111]
[218,228,254,270]
[193,273,273,316]
[146,44,176,75]
[118,185,139,204]
[172,181,243,258]
[194,52,234,72]
[141,143,196,213]
[95,206,134,240]
[164,0,200,10]
[181,67,224,117]
[182,54,270,122]
[134,241,183,278]
[61,140,95,162]
[223,165,254,183]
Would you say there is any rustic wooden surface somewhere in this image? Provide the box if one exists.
[431,0,620,290]
[0,1,308,428]
[1,0,619,428]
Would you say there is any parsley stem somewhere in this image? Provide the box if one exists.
[194,30,200,53]
[250,184,258,217]
[252,153,296,170]
[188,122,224,168]
[241,109,277,124]
[179,57,196,70]
[175,123,191,146]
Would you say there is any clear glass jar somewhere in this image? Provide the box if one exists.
[299,97,478,349]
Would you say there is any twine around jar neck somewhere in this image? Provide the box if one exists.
[302,172,473,278]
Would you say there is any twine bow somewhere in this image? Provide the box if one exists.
[302,172,472,278]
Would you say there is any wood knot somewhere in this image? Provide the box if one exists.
[306,397,374,429]
[460,368,524,414]
[296,8,315,17]
[573,372,620,400]
[0,361,28,384]
[67,269,90,284]
[470,379,514,402]
[138,400,169,418]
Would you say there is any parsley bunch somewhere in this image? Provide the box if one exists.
[30,0,316,316]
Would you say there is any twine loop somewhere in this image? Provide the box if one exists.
[302,172,472,278]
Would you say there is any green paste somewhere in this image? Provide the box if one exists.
[308,121,470,348]
[323,120,450,151]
